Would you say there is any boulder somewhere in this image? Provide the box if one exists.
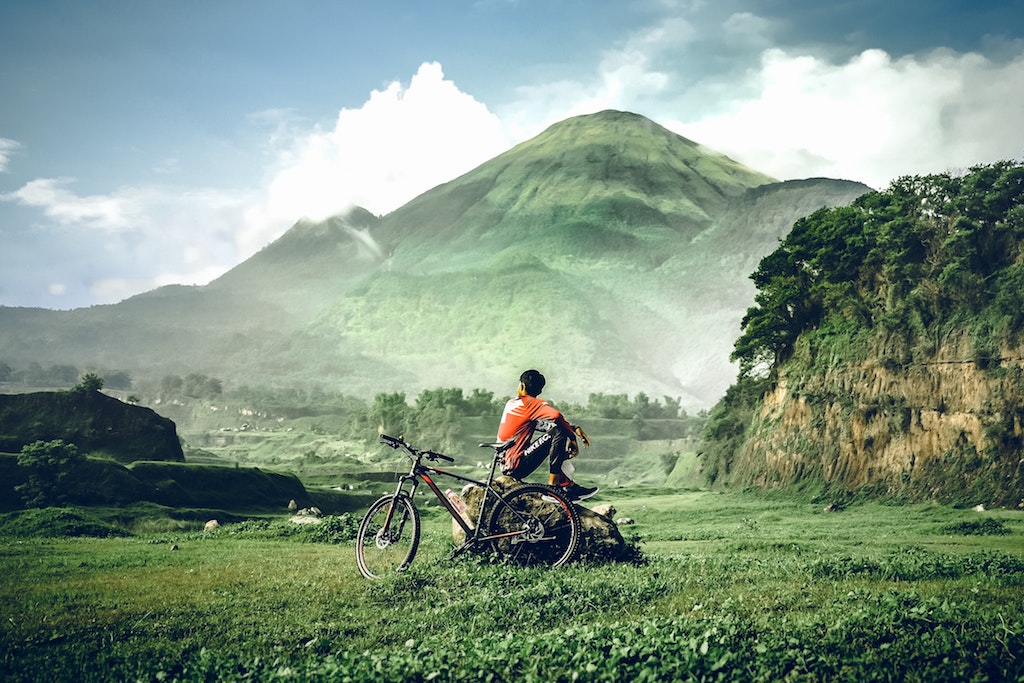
[451,476,626,562]
[290,515,321,525]
[204,519,220,532]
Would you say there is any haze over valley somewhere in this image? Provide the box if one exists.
[0,111,870,410]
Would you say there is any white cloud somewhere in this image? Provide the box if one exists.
[498,17,691,140]
[0,138,18,172]
[1,62,514,306]
[7,28,1024,310]
[496,9,1024,190]
[0,176,253,305]
[1,177,136,231]
[671,47,1024,188]
[239,62,511,257]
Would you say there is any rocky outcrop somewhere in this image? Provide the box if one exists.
[733,331,1024,507]
[0,389,183,463]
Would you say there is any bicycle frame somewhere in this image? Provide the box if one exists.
[380,436,544,557]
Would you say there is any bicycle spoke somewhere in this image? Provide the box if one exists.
[484,485,581,568]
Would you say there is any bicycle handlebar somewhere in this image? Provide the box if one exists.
[378,434,454,462]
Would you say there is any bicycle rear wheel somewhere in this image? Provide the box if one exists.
[356,494,421,579]
[483,484,581,568]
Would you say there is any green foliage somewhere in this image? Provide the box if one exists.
[303,514,359,543]
[939,518,1012,536]
[0,507,129,538]
[697,376,769,487]
[732,161,1024,379]
[15,439,85,508]
[73,373,104,393]
[580,392,682,420]
[708,161,1024,496]
[2,492,1023,682]
[184,515,359,543]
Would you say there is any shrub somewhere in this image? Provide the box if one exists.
[304,514,358,543]
[939,518,1011,536]
[15,439,85,508]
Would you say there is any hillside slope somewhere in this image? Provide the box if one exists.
[700,161,1024,506]
[0,111,869,408]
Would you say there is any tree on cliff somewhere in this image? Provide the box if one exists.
[74,373,104,393]
[731,160,1024,380]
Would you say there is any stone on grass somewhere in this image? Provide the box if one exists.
[451,476,627,562]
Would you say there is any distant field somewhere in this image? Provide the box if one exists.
[2,489,1023,682]
[175,412,703,490]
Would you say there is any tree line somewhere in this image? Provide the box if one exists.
[0,362,132,390]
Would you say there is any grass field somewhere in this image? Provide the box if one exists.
[2,489,1023,682]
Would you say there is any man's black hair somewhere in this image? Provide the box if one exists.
[520,369,546,396]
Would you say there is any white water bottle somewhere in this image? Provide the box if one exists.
[446,488,473,527]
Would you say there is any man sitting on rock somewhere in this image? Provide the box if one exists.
[496,369,598,503]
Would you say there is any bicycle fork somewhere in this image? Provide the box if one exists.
[378,475,418,546]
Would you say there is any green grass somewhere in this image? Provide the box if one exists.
[2,490,1023,682]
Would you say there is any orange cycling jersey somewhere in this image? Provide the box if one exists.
[497,394,573,460]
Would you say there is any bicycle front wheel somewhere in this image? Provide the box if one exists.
[356,494,421,579]
[484,484,581,568]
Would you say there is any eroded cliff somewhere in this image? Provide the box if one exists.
[702,161,1024,507]
[733,331,1024,506]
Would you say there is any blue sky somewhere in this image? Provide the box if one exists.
[2,0,1023,309]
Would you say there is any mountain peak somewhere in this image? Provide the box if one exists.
[376,109,777,258]
[512,109,774,189]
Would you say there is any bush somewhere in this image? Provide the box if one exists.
[0,507,130,538]
[939,518,1011,536]
[304,514,358,544]
[15,439,85,508]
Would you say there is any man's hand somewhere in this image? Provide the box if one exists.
[572,425,590,448]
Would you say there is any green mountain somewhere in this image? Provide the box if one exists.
[0,110,869,408]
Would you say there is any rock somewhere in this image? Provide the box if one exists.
[290,515,321,525]
[592,503,616,519]
[452,477,627,562]
[204,519,220,532]
[288,499,298,511]
[615,517,635,525]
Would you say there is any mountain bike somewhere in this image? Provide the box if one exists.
[356,433,582,579]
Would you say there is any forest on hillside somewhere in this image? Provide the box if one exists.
[701,160,1024,502]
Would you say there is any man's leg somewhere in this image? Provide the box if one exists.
[545,429,571,485]
[508,432,550,479]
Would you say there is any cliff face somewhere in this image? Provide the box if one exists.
[734,331,1024,507]
[0,390,184,463]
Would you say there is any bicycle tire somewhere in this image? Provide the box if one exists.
[483,484,581,568]
[356,494,421,579]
